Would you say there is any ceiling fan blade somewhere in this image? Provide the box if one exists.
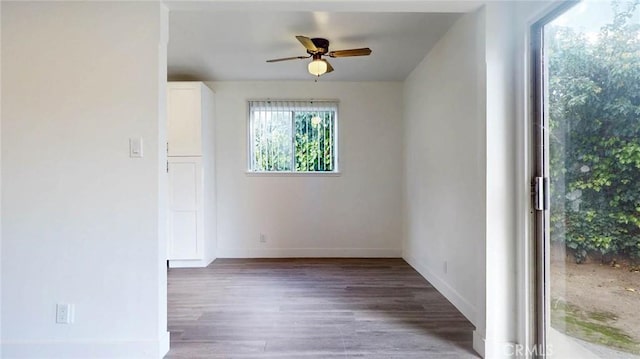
[296,35,318,52]
[324,59,334,73]
[266,55,310,63]
[327,48,372,58]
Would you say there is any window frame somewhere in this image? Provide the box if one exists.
[246,99,340,175]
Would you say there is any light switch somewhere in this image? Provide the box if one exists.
[129,137,143,158]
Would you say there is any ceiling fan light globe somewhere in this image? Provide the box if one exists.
[308,59,327,76]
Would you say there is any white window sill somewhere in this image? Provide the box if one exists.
[245,171,342,177]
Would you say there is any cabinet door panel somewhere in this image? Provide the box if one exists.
[168,158,203,260]
[170,162,198,210]
[168,85,202,156]
[169,212,199,259]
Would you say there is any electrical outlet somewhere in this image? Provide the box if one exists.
[259,233,266,243]
[56,303,73,324]
[444,261,448,274]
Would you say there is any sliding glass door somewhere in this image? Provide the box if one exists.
[533,1,640,357]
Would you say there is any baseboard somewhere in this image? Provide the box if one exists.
[168,257,215,268]
[216,247,402,258]
[2,335,170,358]
[403,254,478,326]
[475,332,531,358]
[159,330,170,357]
[473,330,486,358]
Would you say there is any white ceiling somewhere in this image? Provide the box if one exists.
[167,11,462,81]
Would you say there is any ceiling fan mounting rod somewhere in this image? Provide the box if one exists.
[308,38,330,55]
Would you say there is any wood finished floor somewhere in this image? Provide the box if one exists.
[165,258,478,359]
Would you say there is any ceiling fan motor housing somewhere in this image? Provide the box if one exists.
[309,38,330,55]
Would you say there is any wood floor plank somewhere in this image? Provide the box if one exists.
[165,258,478,358]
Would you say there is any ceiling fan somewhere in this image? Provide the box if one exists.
[266,35,372,77]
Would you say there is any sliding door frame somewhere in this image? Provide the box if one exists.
[530,2,579,355]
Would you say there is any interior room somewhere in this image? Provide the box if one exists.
[1,1,564,358]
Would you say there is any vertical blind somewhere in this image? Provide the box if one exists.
[249,100,338,172]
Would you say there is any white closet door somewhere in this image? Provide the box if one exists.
[168,158,203,260]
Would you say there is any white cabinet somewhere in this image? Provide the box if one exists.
[168,158,202,260]
[167,82,216,268]
[167,83,204,156]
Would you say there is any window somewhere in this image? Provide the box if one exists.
[248,100,338,173]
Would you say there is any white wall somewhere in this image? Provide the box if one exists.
[1,2,168,357]
[203,85,217,265]
[0,2,3,356]
[157,4,170,353]
[402,8,485,330]
[403,3,560,358]
[482,3,519,357]
[210,81,404,258]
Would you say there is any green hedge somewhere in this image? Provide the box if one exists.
[548,1,640,262]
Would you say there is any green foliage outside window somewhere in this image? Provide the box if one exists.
[548,1,640,261]
[295,112,335,172]
[252,110,336,172]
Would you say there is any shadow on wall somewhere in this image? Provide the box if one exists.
[168,73,206,81]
